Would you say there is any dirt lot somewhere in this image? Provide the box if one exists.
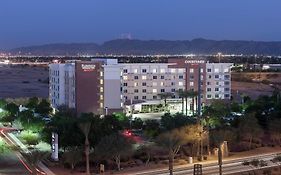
[0,64,49,98]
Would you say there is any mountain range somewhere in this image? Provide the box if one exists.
[8,38,281,56]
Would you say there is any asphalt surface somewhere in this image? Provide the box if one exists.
[0,152,30,175]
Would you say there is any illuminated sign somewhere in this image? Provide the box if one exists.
[184,60,205,64]
[82,64,96,72]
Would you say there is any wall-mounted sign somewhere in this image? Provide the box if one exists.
[82,64,96,72]
[184,60,205,64]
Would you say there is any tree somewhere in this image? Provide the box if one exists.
[156,128,187,175]
[177,90,191,116]
[4,102,19,116]
[26,97,39,110]
[158,92,173,112]
[188,90,198,116]
[78,117,92,175]
[95,133,133,171]
[144,119,160,138]
[35,99,52,116]
[238,113,263,149]
[268,119,281,145]
[0,99,7,109]
[62,147,83,172]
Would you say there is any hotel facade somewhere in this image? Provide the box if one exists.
[49,58,232,115]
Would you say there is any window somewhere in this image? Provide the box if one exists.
[142,82,146,86]
[134,82,138,87]
[134,76,139,80]
[160,82,164,86]
[207,82,211,85]
[153,76,157,79]
[123,83,127,86]
[207,68,212,72]
[225,81,230,85]
[142,89,147,93]
[215,75,219,79]
[208,75,212,79]
[190,75,194,80]
[216,82,219,86]
[190,68,194,73]
[153,95,157,99]
[134,89,139,93]
[161,75,165,79]
[171,82,175,86]
[225,75,230,79]
[215,94,219,98]
[225,94,230,98]
[215,88,219,92]
[142,69,147,73]
[100,79,103,84]
[142,75,147,80]
[179,75,184,79]
[153,82,157,86]
[224,68,229,73]
[214,68,219,73]
[207,88,211,92]
[161,89,165,93]
[134,69,138,73]
[153,69,157,73]
[134,96,139,100]
[190,82,194,86]
[179,82,184,86]
[200,68,204,73]
[124,89,128,93]
[160,69,165,73]
[123,69,128,73]
[178,69,184,73]
[100,71,103,76]
[100,95,103,100]
[171,88,176,92]
[152,89,157,93]
[224,88,230,92]
[142,96,147,100]
[207,94,212,99]
[100,102,104,108]
[170,69,176,73]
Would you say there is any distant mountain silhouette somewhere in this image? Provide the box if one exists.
[9,39,281,55]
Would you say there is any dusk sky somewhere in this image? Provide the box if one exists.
[1,0,281,49]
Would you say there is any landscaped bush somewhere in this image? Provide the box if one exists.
[19,131,40,146]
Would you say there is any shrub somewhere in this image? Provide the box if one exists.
[19,131,40,146]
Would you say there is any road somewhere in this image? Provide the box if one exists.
[0,128,31,175]
[133,153,281,175]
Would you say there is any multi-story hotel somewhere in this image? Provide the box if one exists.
[49,58,232,116]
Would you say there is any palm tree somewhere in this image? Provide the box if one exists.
[176,90,191,116]
[158,92,173,112]
[78,121,92,175]
[188,90,198,116]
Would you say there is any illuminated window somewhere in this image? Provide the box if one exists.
[134,69,138,73]
[142,75,147,80]
[190,69,194,73]
[160,69,165,73]
[152,89,157,93]
[170,69,176,73]
[224,68,229,73]
[190,82,194,86]
[178,69,184,73]
[179,82,183,86]
[100,71,103,76]
[153,82,157,86]
[123,76,128,80]
[215,68,219,73]
[100,103,103,108]
[100,95,103,100]
[134,82,138,86]
[100,87,103,92]
[100,79,103,84]
[160,82,164,86]
[153,69,157,73]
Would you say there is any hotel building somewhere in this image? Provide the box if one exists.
[49,58,232,115]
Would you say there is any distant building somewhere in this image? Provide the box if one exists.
[49,58,232,116]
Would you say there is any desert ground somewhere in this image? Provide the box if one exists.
[0,64,49,99]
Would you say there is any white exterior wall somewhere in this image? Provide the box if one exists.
[49,63,75,109]
[103,65,123,109]
[120,63,185,102]
[205,63,232,100]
